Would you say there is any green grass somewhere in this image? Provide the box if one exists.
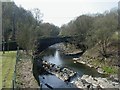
[90,58,118,74]
[1,51,16,88]
[102,66,118,74]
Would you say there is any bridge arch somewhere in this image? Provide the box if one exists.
[34,36,71,55]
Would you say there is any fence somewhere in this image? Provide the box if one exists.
[12,47,19,89]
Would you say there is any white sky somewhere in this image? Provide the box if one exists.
[13,0,119,27]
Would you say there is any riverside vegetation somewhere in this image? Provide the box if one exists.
[2,1,119,88]
[59,8,119,79]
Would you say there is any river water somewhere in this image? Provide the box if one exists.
[39,44,106,89]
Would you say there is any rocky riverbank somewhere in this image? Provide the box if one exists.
[72,75,120,89]
[56,43,82,55]
[42,60,76,81]
[57,43,119,81]
[73,57,106,74]
[73,56,119,83]
[42,60,120,89]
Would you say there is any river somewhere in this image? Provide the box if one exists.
[39,44,106,89]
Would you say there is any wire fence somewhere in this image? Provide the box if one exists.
[12,47,19,89]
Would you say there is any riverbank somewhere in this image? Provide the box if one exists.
[72,75,120,89]
[73,57,118,79]
[72,48,119,82]
[16,51,39,88]
[56,43,82,55]
[42,60,77,82]
[41,60,120,89]
[58,43,119,80]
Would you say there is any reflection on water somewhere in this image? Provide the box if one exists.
[43,50,63,66]
[42,47,106,77]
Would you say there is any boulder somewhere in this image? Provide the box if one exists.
[81,75,89,80]
[87,64,93,68]
[109,74,119,82]
[73,58,79,60]
[79,61,86,64]
[94,77,120,88]
[97,68,104,74]
[81,75,120,89]
[74,79,85,88]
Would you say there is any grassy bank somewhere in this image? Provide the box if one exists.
[1,51,16,88]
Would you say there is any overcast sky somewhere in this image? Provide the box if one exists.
[13,0,119,27]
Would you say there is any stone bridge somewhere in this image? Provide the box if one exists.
[34,36,73,54]
[34,36,88,55]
